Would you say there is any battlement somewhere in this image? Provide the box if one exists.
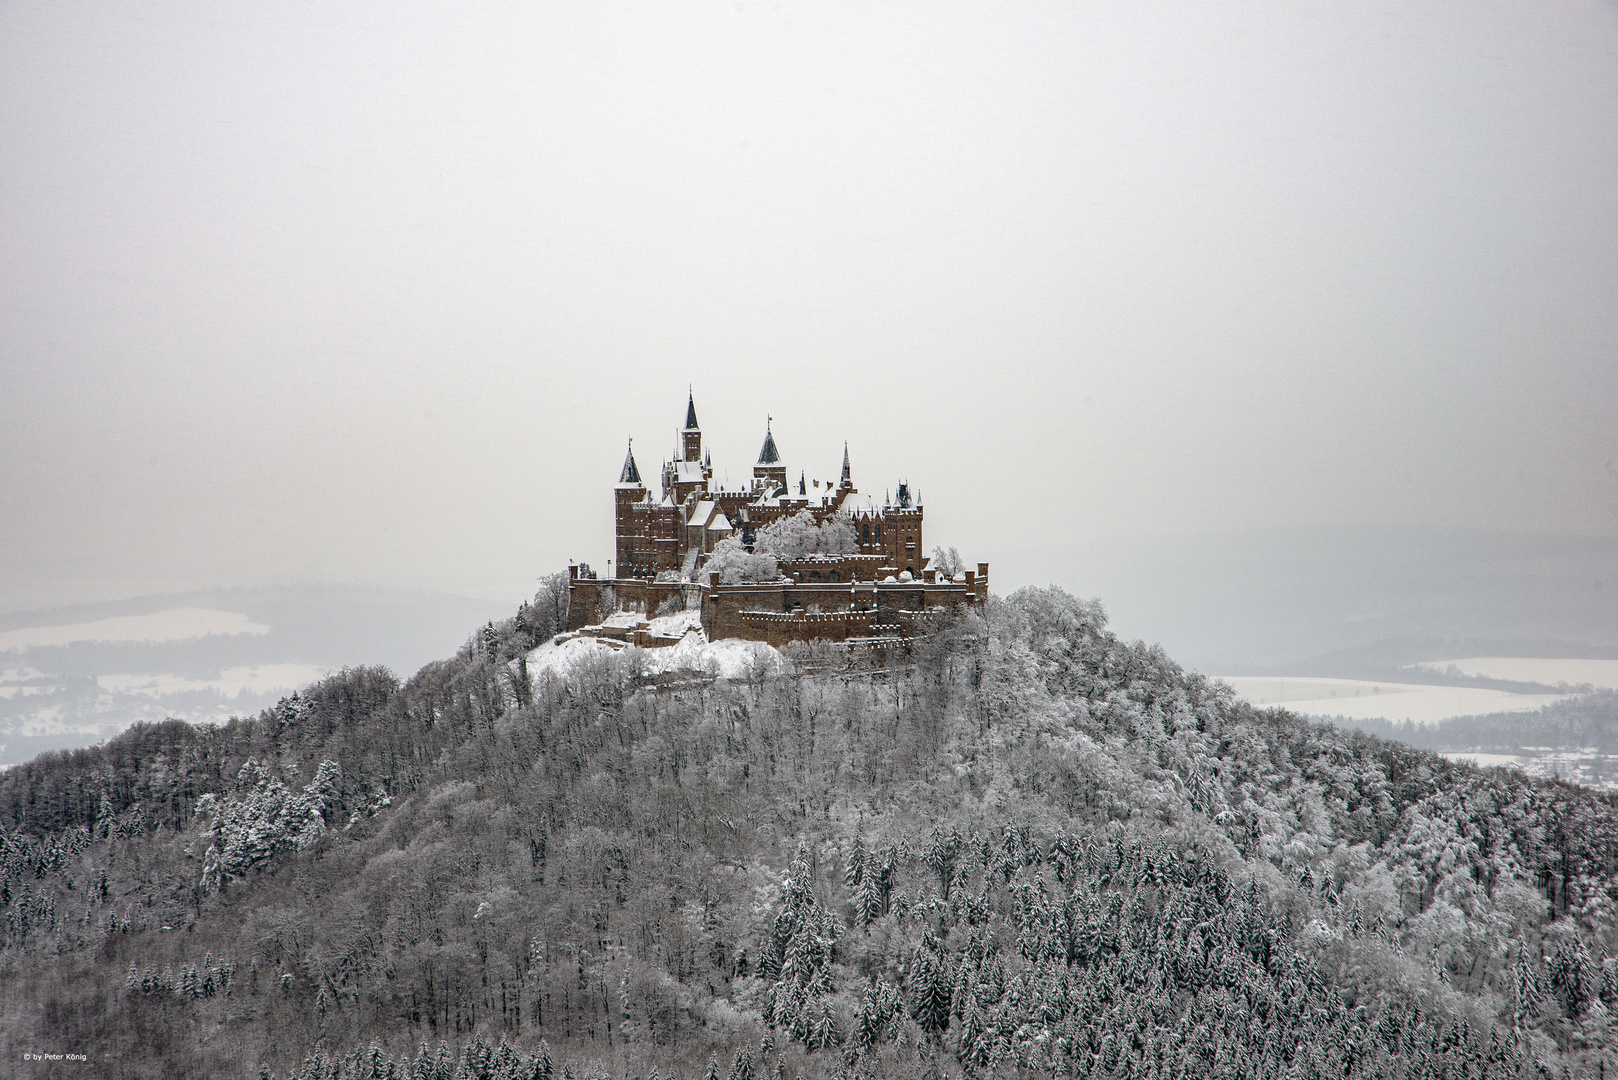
[580,392,987,645]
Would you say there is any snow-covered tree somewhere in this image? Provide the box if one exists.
[930,546,965,578]
[197,759,345,892]
[755,510,857,559]
[705,538,780,583]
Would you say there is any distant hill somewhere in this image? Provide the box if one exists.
[0,585,518,764]
[2,586,1615,1078]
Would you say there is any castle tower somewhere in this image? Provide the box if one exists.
[753,417,787,492]
[615,439,646,577]
[682,390,702,462]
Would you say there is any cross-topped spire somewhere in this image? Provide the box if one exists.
[618,438,642,485]
[757,417,781,465]
[684,387,699,431]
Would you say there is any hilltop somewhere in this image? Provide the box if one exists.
[2,585,1617,1079]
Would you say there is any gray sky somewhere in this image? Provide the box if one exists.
[4,1,1617,616]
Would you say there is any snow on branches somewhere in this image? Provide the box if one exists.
[196,759,343,892]
[754,510,857,560]
[705,538,780,584]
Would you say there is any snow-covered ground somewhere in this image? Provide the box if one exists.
[643,609,705,639]
[1440,752,1526,769]
[0,608,269,651]
[1438,750,1618,792]
[96,663,330,697]
[525,614,782,683]
[1410,657,1618,689]
[1218,676,1571,726]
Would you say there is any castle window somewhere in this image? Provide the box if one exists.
[861,523,869,543]
[829,571,840,582]
[810,571,822,582]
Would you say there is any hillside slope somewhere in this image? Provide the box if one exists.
[2,588,1617,1079]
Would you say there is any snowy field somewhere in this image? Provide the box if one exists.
[1218,676,1571,726]
[1410,657,1618,689]
[525,614,784,683]
[1439,752,1527,769]
[1438,750,1618,792]
[95,663,330,698]
[0,608,269,651]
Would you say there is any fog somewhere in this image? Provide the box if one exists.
[4,2,1616,658]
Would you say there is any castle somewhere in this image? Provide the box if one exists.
[568,391,987,647]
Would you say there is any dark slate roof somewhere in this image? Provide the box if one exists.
[619,442,642,485]
[684,392,699,431]
[841,442,851,482]
[757,425,781,465]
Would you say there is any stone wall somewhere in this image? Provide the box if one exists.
[700,567,985,645]
[570,562,988,645]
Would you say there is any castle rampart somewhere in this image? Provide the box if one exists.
[569,392,986,647]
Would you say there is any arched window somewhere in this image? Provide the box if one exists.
[810,571,822,582]
[861,522,870,543]
[829,571,840,583]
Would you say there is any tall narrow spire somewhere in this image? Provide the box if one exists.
[799,471,806,496]
[618,438,642,485]
[840,442,852,488]
[680,389,703,462]
[756,417,780,465]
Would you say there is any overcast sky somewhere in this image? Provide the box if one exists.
[3,1,1616,615]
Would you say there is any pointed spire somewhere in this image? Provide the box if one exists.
[684,387,699,431]
[618,438,642,485]
[799,471,806,496]
[757,416,780,465]
[841,442,852,487]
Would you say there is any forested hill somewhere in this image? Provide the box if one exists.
[3,589,1618,1080]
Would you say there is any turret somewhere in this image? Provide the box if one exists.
[681,389,702,462]
[753,417,787,491]
[618,440,642,487]
[615,439,647,577]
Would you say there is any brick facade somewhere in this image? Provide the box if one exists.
[571,392,987,646]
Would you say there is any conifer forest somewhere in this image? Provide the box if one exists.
[3,586,1618,1079]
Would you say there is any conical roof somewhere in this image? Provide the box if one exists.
[841,441,852,484]
[757,421,781,465]
[684,391,699,431]
[618,440,642,485]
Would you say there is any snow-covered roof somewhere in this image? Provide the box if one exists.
[671,461,704,481]
[707,513,733,532]
[618,442,642,485]
[841,493,884,516]
[757,425,781,464]
[688,500,716,525]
